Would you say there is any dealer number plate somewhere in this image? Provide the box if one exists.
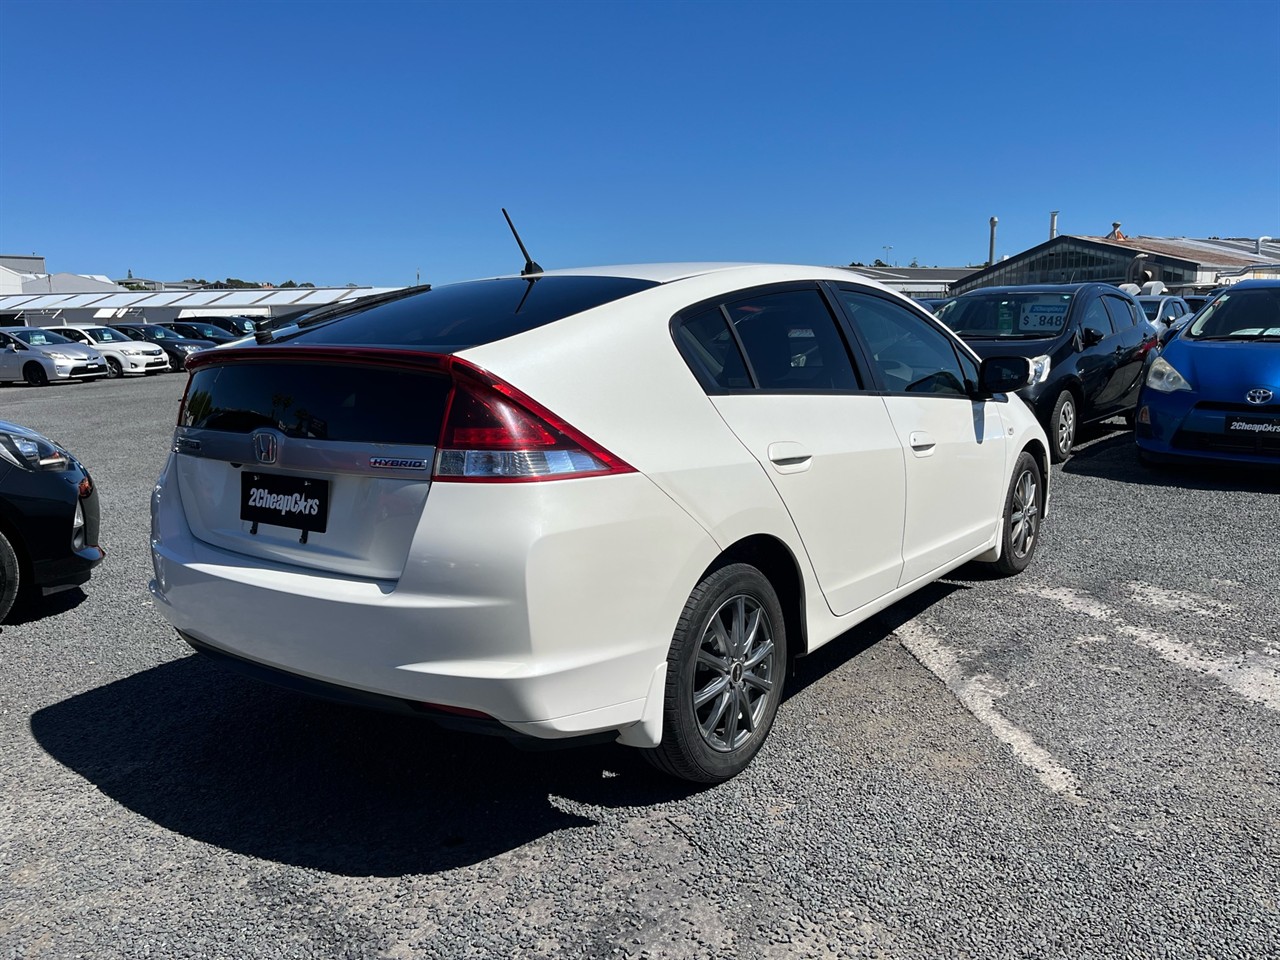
[241,472,329,534]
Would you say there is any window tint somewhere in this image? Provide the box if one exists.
[291,276,657,351]
[674,308,751,390]
[838,290,968,397]
[182,362,451,444]
[1103,297,1136,330]
[1081,298,1115,335]
[724,289,860,391]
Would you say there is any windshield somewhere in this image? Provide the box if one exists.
[83,326,131,343]
[937,292,1074,339]
[11,329,73,346]
[125,324,173,338]
[1139,301,1161,320]
[182,324,224,338]
[1187,288,1280,339]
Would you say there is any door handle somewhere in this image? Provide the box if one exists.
[767,441,812,474]
[909,430,936,456]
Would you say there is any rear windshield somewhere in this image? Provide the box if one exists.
[285,276,658,350]
[181,362,451,444]
[1187,288,1280,340]
[1139,301,1161,319]
[938,292,1075,339]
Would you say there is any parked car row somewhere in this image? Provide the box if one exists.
[0,316,254,385]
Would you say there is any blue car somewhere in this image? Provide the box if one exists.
[1135,279,1280,465]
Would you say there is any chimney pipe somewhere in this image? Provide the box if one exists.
[1050,211,1059,240]
[988,216,998,268]
[1258,236,1273,255]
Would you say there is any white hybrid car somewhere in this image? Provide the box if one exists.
[150,264,1050,782]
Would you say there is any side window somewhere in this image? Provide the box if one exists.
[1103,296,1136,330]
[724,289,861,391]
[838,289,968,397]
[1082,297,1115,335]
[674,307,752,390]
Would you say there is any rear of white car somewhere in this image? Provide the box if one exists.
[150,265,1050,781]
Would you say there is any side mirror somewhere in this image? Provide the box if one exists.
[977,356,1033,397]
[1081,327,1105,347]
[4,343,16,352]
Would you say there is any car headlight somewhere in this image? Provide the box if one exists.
[1146,356,1193,393]
[122,347,146,356]
[177,344,200,353]
[47,350,74,360]
[1029,355,1052,385]
[0,426,71,471]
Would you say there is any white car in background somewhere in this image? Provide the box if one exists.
[0,327,108,386]
[43,324,169,378]
[150,263,1051,783]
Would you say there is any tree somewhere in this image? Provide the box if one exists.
[280,280,298,288]
[873,258,889,268]
[909,257,920,268]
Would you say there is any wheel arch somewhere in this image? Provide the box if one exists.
[699,533,808,658]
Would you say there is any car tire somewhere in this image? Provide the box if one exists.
[988,451,1043,577]
[1048,390,1076,462]
[646,563,787,784]
[23,362,49,387]
[0,529,21,623]
[105,357,122,379]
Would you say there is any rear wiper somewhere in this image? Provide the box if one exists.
[256,284,432,344]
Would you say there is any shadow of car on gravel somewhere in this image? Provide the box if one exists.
[1064,431,1279,492]
[29,582,965,877]
[2,586,89,626]
[29,653,702,877]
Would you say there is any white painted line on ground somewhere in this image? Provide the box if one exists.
[894,620,1083,804]
[1024,586,1280,713]
[1123,582,1232,617]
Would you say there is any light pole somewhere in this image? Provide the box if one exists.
[882,245,893,266]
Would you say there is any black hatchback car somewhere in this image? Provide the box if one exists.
[936,284,1158,460]
[0,420,103,621]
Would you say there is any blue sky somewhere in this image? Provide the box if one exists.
[2,0,1277,287]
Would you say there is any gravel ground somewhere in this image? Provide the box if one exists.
[2,375,1277,959]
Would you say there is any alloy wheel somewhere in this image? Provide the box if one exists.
[1058,400,1075,456]
[1009,468,1039,560]
[692,594,777,753]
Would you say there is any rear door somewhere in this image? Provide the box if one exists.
[832,286,1007,586]
[676,284,907,617]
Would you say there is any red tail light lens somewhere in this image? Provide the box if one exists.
[434,361,634,482]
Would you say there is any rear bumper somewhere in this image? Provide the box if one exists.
[150,463,718,744]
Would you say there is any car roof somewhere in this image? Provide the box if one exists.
[954,283,1114,297]
[1227,279,1280,290]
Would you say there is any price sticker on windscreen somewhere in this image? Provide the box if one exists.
[1019,301,1069,332]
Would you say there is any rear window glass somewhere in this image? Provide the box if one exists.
[181,363,451,445]
[287,276,658,351]
[674,308,752,390]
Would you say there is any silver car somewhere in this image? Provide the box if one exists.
[0,327,109,386]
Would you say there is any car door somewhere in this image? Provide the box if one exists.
[1071,293,1122,418]
[0,332,23,380]
[1101,295,1155,411]
[676,284,907,617]
[832,286,1007,586]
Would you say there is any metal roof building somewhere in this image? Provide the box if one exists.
[0,285,403,327]
[951,232,1280,295]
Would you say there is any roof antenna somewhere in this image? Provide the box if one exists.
[502,208,543,276]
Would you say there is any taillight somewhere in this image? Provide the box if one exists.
[433,360,634,482]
